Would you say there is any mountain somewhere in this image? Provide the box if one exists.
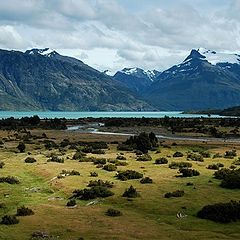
[143,48,240,111]
[0,48,154,111]
[113,68,160,93]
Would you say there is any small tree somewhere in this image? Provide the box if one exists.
[17,142,26,153]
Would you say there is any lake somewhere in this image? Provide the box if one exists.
[0,111,222,119]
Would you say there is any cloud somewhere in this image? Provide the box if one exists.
[0,0,239,73]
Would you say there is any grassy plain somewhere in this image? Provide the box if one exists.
[0,129,240,240]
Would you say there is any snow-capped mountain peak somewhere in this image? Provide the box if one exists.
[196,48,240,65]
[25,48,58,57]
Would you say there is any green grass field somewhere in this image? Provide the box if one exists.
[0,130,240,240]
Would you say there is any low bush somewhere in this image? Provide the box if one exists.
[24,157,37,163]
[88,180,114,188]
[0,176,20,184]
[0,161,5,168]
[117,144,133,151]
[115,161,128,166]
[1,215,19,225]
[197,200,240,223]
[213,153,223,158]
[200,152,211,158]
[16,206,34,216]
[92,149,105,154]
[173,152,184,158]
[116,155,126,160]
[48,155,64,163]
[207,163,224,170]
[105,208,122,217]
[187,153,204,162]
[214,168,233,179]
[60,170,80,177]
[179,168,200,177]
[136,154,152,161]
[135,150,143,155]
[71,186,114,200]
[169,162,192,169]
[155,157,168,164]
[92,158,107,165]
[224,150,237,159]
[233,158,240,165]
[66,199,76,207]
[17,142,26,153]
[73,151,86,160]
[122,185,140,198]
[140,177,153,184]
[116,170,143,181]
[219,169,240,189]
[164,190,184,198]
[90,172,98,177]
[103,164,117,172]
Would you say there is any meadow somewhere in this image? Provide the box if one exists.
[0,128,240,240]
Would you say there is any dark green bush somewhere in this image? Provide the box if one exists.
[67,199,76,207]
[0,176,20,184]
[60,170,80,176]
[187,153,204,162]
[207,163,224,170]
[197,200,240,223]
[122,185,140,198]
[220,169,240,189]
[105,208,122,217]
[155,157,168,164]
[48,155,64,163]
[169,162,192,169]
[0,161,5,168]
[115,161,128,166]
[116,170,143,181]
[24,157,37,163]
[71,186,114,200]
[116,155,126,160]
[17,142,26,153]
[136,154,152,161]
[164,190,184,198]
[117,144,134,151]
[88,180,114,188]
[92,149,105,154]
[73,151,86,160]
[90,172,98,177]
[16,206,34,216]
[200,152,211,158]
[103,164,117,172]
[1,215,19,225]
[173,152,184,158]
[179,168,200,177]
[224,150,237,159]
[92,158,107,165]
[140,177,153,184]
[214,168,233,179]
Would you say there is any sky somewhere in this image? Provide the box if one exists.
[0,0,239,74]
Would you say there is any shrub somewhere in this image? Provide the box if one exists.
[90,172,98,177]
[214,168,233,180]
[88,180,114,188]
[140,177,153,184]
[117,144,133,151]
[92,158,107,165]
[24,157,37,163]
[136,154,152,161]
[135,150,143,155]
[60,170,80,176]
[200,152,211,158]
[187,153,204,162]
[17,142,26,153]
[115,161,128,166]
[16,206,34,216]
[1,215,19,225]
[207,163,224,170]
[92,149,105,154]
[197,200,240,223]
[67,199,76,207]
[0,176,20,184]
[233,158,240,165]
[48,155,64,163]
[164,190,184,198]
[122,185,140,198]
[179,168,200,177]
[155,157,168,164]
[173,152,184,158]
[116,155,126,160]
[169,162,192,169]
[105,208,122,217]
[220,169,240,189]
[116,170,143,181]
[73,151,86,160]
[0,161,5,168]
[213,153,223,158]
[103,164,117,172]
[224,150,237,159]
[71,186,114,200]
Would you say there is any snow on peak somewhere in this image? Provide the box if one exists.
[120,68,158,81]
[26,48,57,57]
[197,48,240,65]
[120,68,138,75]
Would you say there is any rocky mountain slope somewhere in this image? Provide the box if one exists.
[143,48,240,110]
[0,48,154,111]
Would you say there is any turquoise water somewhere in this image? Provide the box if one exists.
[0,111,222,119]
